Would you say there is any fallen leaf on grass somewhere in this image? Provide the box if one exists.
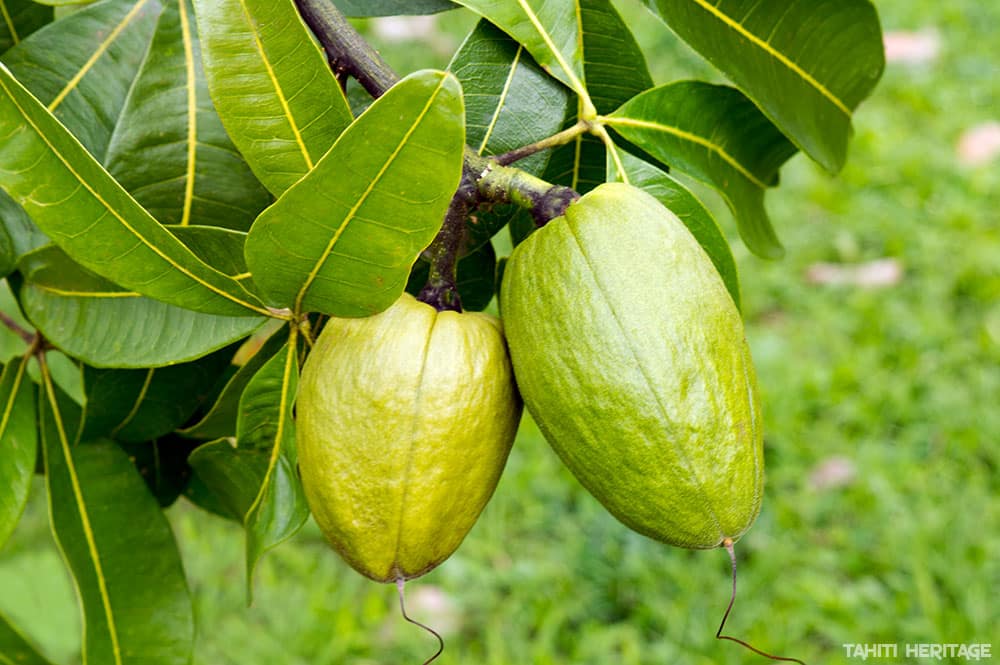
[809,456,857,491]
[806,259,904,288]
[883,30,941,65]
[957,122,1000,166]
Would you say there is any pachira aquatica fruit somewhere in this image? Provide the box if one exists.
[296,293,522,582]
[500,182,763,549]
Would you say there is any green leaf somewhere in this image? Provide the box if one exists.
[81,344,235,441]
[187,437,265,521]
[193,0,353,197]
[18,244,265,367]
[407,241,497,312]
[239,335,307,600]
[178,326,285,439]
[333,0,455,16]
[0,209,12,277]
[4,0,268,230]
[577,0,652,114]
[29,0,97,5]
[0,190,45,256]
[0,354,35,548]
[508,0,652,245]
[245,70,465,317]
[188,336,306,596]
[610,151,741,310]
[449,20,569,253]
[452,0,589,104]
[105,0,271,230]
[39,375,194,665]
[0,277,32,362]
[0,0,52,55]
[0,65,271,316]
[451,19,567,174]
[1,0,162,158]
[119,435,200,507]
[607,81,797,258]
[169,224,254,277]
[642,0,884,172]
[0,612,55,665]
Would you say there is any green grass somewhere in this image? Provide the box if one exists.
[2,1,999,663]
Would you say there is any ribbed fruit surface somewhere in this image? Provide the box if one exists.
[500,182,763,549]
[297,293,521,581]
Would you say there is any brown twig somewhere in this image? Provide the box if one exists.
[292,0,398,97]
[0,310,34,345]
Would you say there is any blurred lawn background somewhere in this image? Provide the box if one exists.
[1,1,998,663]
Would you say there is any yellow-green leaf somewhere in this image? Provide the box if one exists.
[193,0,353,196]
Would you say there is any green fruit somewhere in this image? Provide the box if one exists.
[297,293,521,582]
[500,182,763,549]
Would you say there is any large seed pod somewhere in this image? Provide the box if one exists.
[500,182,763,549]
[297,293,521,582]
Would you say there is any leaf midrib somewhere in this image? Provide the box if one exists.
[48,0,153,113]
[235,0,315,172]
[684,0,851,115]
[292,75,449,314]
[604,115,768,189]
[0,72,270,316]
[42,365,123,665]
[0,0,19,45]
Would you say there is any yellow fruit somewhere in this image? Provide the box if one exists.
[500,182,763,549]
[297,293,521,582]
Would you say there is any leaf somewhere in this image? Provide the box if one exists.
[610,151,741,310]
[0,354,35,547]
[119,435,201,507]
[81,343,235,442]
[642,0,884,172]
[332,0,456,16]
[406,241,497,312]
[188,335,306,597]
[178,325,285,439]
[38,371,194,665]
[244,70,465,317]
[0,64,271,316]
[193,0,353,197]
[0,0,52,55]
[239,335,307,600]
[105,0,271,230]
[0,277,32,362]
[4,0,268,230]
[451,19,568,174]
[168,225,259,292]
[0,207,12,277]
[449,20,569,253]
[187,437,265,521]
[508,0,652,245]
[607,81,797,258]
[1,0,162,158]
[0,612,55,665]
[0,158,44,282]
[577,0,652,114]
[452,0,589,104]
[28,0,97,5]
[18,244,265,367]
